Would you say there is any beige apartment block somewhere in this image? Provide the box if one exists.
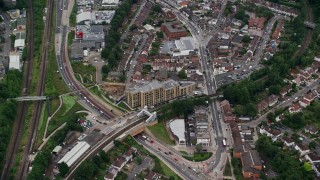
[126,79,195,108]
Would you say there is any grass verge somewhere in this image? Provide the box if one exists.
[182,152,213,162]
[147,122,175,145]
[46,96,84,136]
[90,86,127,113]
[224,157,232,176]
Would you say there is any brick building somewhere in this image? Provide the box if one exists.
[161,21,188,40]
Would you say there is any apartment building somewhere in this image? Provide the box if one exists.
[126,79,195,108]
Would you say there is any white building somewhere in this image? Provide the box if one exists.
[172,37,198,56]
[76,10,115,24]
[169,119,186,145]
[58,141,91,167]
[9,52,21,71]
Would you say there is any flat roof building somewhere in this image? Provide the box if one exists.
[75,25,105,41]
[76,10,115,24]
[161,21,188,40]
[58,141,91,167]
[169,119,186,145]
[9,52,21,71]
[126,79,195,108]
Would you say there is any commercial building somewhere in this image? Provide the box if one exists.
[58,141,91,167]
[161,21,188,40]
[160,37,198,56]
[169,119,186,145]
[125,79,195,108]
[76,10,115,24]
[75,25,105,41]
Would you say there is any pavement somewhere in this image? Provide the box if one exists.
[159,0,231,177]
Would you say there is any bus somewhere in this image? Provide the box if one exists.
[222,139,227,147]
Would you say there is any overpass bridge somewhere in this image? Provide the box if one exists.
[10,96,49,101]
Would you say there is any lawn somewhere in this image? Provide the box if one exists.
[61,95,77,115]
[147,123,175,145]
[90,86,127,113]
[182,152,213,162]
[46,99,84,136]
[71,62,96,85]
[118,101,132,111]
[159,161,181,180]
[224,157,232,176]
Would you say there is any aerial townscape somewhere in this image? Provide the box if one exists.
[0,0,320,179]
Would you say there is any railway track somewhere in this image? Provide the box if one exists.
[66,118,144,179]
[15,0,55,179]
[0,0,35,179]
[293,0,313,58]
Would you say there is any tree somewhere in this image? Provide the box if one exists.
[100,150,109,163]
[309,141,317,149]
[136,157,142,165]
[58,162,69,177]
[156,31,164,39]
[267,112,276,122]
[74,160,98,180]
[129,24,137,31]
[92,155,102,167]
[114,140,122,147]
[153,4,161,13]
[196,144,202,152]
[178,70,187,79]
[242,35,250,44]
[169,176,175,180]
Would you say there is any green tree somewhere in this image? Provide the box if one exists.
[178,70,187,79]
[242,35,250,44]
[100,150,110,163]
[58,162,69,177]
[129,24,137,31]
[156,31,164,38]
[309,141,317,149]
[267,112,276,122]
[74,160,99,180]
[136,157,142,165]
[196,144,202,152]
[153,4,162,13]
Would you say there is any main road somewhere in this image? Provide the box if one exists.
[55,0,116,119]
[160,0,229,175]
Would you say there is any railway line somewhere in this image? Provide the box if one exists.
[0,0,35,179]
[15,0,55,179]
[65,118,144,179]
[293,0,314,58]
